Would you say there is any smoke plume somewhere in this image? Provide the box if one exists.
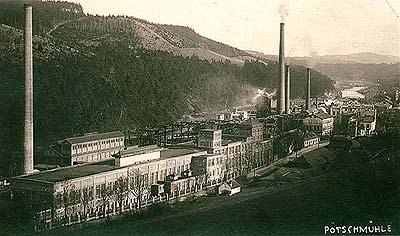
[278,1,289,22]
[252,88,276,103]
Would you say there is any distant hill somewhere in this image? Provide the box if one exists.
[290,52,399,65]
[246,51,399,65]
[314,63,400,85]
[246,51,399,84]
[48,15,253,65]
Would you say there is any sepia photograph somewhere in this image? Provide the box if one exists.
[0,0,399,235]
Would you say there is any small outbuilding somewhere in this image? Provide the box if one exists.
[218,180,241,196]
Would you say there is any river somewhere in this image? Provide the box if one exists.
[341,86,366,99]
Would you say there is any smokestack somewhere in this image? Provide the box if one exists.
[306,68,311,111]
[23,4,34,175]
[278,23,286,114]
[285,64,290,114]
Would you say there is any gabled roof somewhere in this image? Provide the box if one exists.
[231,179,241,188]
[64,131,124,144]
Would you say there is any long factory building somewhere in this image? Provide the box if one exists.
[10,121,273,230]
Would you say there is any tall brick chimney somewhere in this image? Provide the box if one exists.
[278,23,286,114]
[306,68,311,112]
[285,64,290,114]
[23,4,34,175]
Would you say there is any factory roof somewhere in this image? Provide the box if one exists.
[116,145,160,158]
[16,147,205,183]
[160,147,206,159]
[199,129,221,133]
[239,119,263,127]
[303,132,319,140]
[312,113,332,119]
[17,160,117,183]
[221,139,242,146]
[359,116,375,123]
[64,131,124,144]
[192,153,224,159]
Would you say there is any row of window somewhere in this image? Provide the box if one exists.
[72,138,124,150]
[210,167,224,177]
[73,151,115,163]
[208,157,224,167]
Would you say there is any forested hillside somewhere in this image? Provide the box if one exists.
[0,0,85,36]
[0,0,334,169]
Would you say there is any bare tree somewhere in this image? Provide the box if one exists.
[115,177,128,213]
[194,175,202,192]
[173,182,181,198]
[60,181,76,223]
[80,186,92,219]
[128,169,146,209]
[98,183,112,217]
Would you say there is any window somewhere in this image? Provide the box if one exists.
[96,185,101,198]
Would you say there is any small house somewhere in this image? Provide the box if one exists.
[218,180,241,196]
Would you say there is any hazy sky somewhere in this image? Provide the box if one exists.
[75,0,400,57]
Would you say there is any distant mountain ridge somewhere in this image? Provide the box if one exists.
[246,51,399,65]
[291,52,399,65]
[245,51,399,84]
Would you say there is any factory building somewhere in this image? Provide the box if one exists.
[303,132,320,148]
[197,129,222,150]
[385,108,400,132]
[222,120,263,143]
[329,101,376,117]
[348,115,376,137]
[191,154,226,186]
[45,131,125,166]
[11,145,207,229]
[303,113,334,137]
[10,119,275,230]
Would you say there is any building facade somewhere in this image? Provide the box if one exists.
[303,113,334,137]
[11,146,207,230]
[45,131,125,166]
[197,129,222,150]
[191,153,226,186]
